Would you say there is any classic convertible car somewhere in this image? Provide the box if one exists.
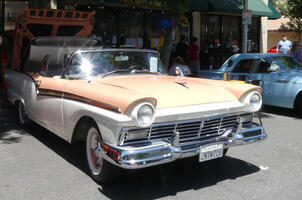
[198,53,302,112]
[5,37,266,183]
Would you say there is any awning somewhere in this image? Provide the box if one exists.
[248,0,273,16]
[204,0,273,17]
[187,0,208,11]
[268,1,282,19]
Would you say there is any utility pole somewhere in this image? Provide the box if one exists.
[242,0,248,54]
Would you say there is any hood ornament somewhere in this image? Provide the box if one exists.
[175,81,189,89]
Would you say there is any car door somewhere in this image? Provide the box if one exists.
[254,56,290,107]
[17,52,66,135]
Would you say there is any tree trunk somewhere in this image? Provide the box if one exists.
[160,18,178,70]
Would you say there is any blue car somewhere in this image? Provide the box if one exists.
[198,53,302,111]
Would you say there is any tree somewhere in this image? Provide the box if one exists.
[272,0,302,42]
[159,0,190,69]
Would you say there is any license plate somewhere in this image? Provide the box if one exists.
[199,143,223,162]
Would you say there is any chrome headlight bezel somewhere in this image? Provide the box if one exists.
[131,102,155,127]
[242,91,262,112]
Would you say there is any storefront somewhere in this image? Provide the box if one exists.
[192,0,281,69]
[199,14,261,69]
[58,0,185,50]
[0,0,281,70]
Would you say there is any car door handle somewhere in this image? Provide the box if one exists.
[34,80,42,94]
[276,79,289,83]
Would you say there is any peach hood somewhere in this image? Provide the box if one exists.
[35,74,260,114]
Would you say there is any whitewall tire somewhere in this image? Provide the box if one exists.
[85,124,119,183]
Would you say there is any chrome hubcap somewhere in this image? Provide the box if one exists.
[86,127,102,175]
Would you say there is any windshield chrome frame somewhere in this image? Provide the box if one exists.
[63,49,162,80]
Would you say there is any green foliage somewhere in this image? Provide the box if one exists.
[166,0,190,18]
[272,0,302,33]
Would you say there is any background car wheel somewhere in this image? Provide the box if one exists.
[294,94,302,113]
[17,101,30,126]
[223,148,228,156]
[85,124,119,184]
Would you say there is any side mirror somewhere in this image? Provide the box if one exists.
[227,60,233,68]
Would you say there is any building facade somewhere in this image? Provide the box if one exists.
[0,0,280,70]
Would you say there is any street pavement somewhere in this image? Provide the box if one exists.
[1,103,302,200]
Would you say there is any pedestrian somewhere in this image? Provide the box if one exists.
[187,36,200,76]
[277,35,292,54]
[168,56,191,76]
[291,41,302,64]
[176,35,188,63]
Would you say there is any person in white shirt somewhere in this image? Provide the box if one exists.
[277,35,292,54]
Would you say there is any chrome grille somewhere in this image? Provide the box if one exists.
[122,115,240,145]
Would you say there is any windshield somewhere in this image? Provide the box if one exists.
[271,56,302,70]
[66,51,167,79]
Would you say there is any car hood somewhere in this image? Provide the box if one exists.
[35,74,259,114]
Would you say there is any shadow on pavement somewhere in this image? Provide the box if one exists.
[25,122,90,176]
[1,105,261,199]
[0,105,26,144]
[98,156,260,200]
[261,105,302,119]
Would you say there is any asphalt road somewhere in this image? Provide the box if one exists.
[1,104,302,200]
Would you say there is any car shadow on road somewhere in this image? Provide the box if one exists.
[24,119,261,200]
[25,122,90,176]
[261,105,302,119]
[1,106,261,199]
[98,156,260,200]
[0,105,26,144]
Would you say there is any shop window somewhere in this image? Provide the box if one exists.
[200,15,242,70]
[202,15,220,54]
[91,9,117,46]
[119,10,144,48]
[221,16,240,54]
[145,12,170,50]
[27,24,53,37]
[248,18,260,52]
[57,25,83,36]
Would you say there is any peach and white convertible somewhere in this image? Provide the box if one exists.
[5,37,266,183]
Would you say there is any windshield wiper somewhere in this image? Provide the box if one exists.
[99,69,129,78]
[99,69,159,78]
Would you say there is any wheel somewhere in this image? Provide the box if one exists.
[18,101,30,126]
[294,95,302,113]
[298,98,302,113]
[85,124,119,183]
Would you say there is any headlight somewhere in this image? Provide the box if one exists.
[132,103,155,127]
[242,91,262,112]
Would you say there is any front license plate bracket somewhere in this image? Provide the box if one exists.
[199,143,224,162]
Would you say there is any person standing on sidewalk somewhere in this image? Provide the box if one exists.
[187,36,200,76]
[277,35,292,54]
[176,35,188,64]
[291,41,302,64]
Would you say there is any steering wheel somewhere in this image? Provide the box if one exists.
[128,65,144,73]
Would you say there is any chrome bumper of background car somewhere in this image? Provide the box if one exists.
[100,123,266,169]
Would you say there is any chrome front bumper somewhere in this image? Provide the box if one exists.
[101,123,266,169]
